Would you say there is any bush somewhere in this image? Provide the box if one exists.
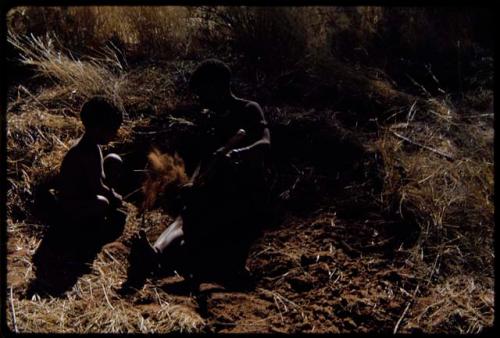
[195,7,324,74]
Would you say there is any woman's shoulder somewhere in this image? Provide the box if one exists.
[240,99,263,113]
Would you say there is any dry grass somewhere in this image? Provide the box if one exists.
[8,7,196,59]
[375,98,494,281]
[142,149,189,211]
[7,208,205,333]
[408,275,494,333]
[8,32,127,100]
[7,107,80,217]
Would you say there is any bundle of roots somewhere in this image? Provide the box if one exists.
[141,148,189,212]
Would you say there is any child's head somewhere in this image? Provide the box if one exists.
[189,59,232,108]
[80,96,123,144]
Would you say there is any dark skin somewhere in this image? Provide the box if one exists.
[197,83,271,162]
[58,123,123,219]
[151,84,270,254]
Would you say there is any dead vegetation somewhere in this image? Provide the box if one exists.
[4,6,494,334]
[7,208,205,333]
[141,150,189,211]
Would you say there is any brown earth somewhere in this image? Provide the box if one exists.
[7,198,428,334]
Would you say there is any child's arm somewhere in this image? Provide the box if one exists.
[85,146,121,207]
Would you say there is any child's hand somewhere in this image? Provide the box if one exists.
[110,189,123,208]
[181,182,194,189]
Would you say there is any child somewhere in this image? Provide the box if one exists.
[28,96,127,297]
[55,96,126,249]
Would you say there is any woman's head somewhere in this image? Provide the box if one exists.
[189,59,232,108]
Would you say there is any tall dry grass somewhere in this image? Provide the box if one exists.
[198,7,323,68]
[8,6,491,96]
[8,7,195,59]
[8,32,127,100]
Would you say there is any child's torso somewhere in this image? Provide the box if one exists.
[58,138,104,199]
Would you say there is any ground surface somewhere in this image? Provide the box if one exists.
[8,193,492,334]
[6,206,407,333]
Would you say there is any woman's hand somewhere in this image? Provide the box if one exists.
[226,148,245,164]
[212,146,228,158]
